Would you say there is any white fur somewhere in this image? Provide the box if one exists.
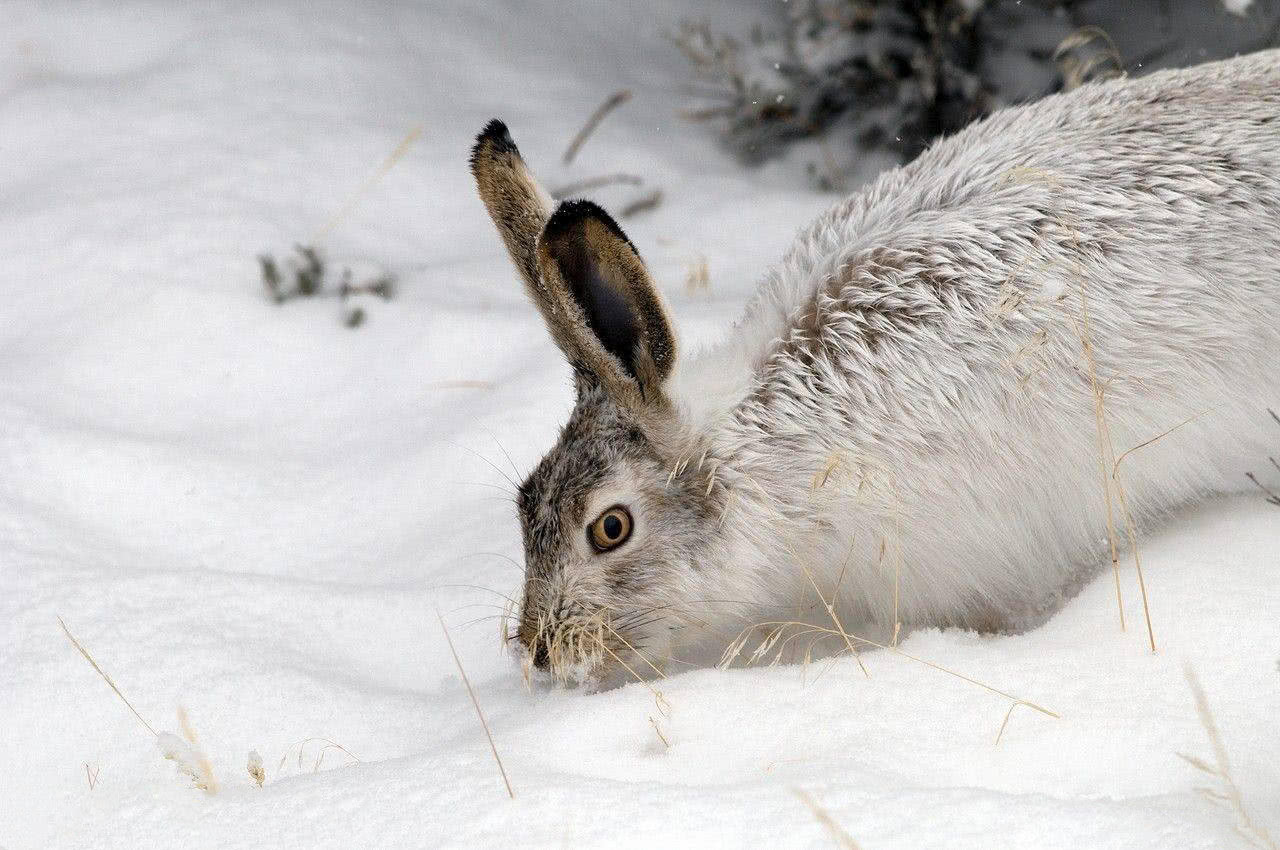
[666,50,1280,638]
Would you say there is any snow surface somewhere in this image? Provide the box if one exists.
[2,2,1278,848]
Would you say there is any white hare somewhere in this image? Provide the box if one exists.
[471,49,1280,682]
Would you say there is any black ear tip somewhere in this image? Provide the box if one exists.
[478,118,512,145]
[470,118,519,165]
[544,199,607,233]
[543,199,634,252]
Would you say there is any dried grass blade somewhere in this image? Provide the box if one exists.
[563,90,632,164]
[438,611,515,799]
[58,616,157,738]
[792,787,863,849]
[314,125,422,242]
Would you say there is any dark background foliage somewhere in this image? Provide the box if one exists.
[676,0,1280,179]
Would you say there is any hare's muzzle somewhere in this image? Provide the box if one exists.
[512,617,547,669]
[511,607,616,686]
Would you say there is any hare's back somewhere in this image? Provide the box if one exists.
[847,48,1280,245]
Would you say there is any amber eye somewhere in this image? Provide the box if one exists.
[589,506,633,551]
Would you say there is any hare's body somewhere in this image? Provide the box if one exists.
[672,49,1280,634]
[472,49,1280,682]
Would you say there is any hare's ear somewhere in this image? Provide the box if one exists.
[535,200,677,407]
[469,119,556,311]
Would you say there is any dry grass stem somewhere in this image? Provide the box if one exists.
[806,455,902,647]
[796,559,870,679]
[1247,414,1280,506]
[792,788,863,850]
[529,608,673,717]
[604,622,668,680]
[84,763,100,790]
[176,707,219,794]
[997,169,1141,638]
[620,188,664,218]
[563,90,632,165]
[1180,665,1278,849]
[679,104,735,121]
[1027,192,1151,647]
[649,715,671,749]
[423,380,495,391]
[685,255,710,295]
[58,616,157,738]
[594,634,673,718]
[247,750,265,787]
[278,737,362,775]
[1074,278,1127,632]
[314,125,422,242]
[994,700,1037,746]
[722,616,1058,732]
[1246,471,1280,506]
[764,757,809,773]
[818,139,849,193]
[811,450,844,491]
[550,173,644,198]
[1108,413,1204,652]
[1112,413,1205,473]
[1054,26,1124,90]
[890,519,902,647]
[874,639,1057,720]
[438,611,515,799]
[1070,235,1158,651]
[1054,198,1162,649]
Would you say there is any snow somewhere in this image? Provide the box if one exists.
[2,2,1277,848]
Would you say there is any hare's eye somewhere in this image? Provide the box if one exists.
[589,506,633,552]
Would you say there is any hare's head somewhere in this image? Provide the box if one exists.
[470,120,721,684]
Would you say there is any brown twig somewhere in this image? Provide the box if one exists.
[563,90,632,165]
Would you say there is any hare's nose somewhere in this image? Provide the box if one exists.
[517,621,551,669]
